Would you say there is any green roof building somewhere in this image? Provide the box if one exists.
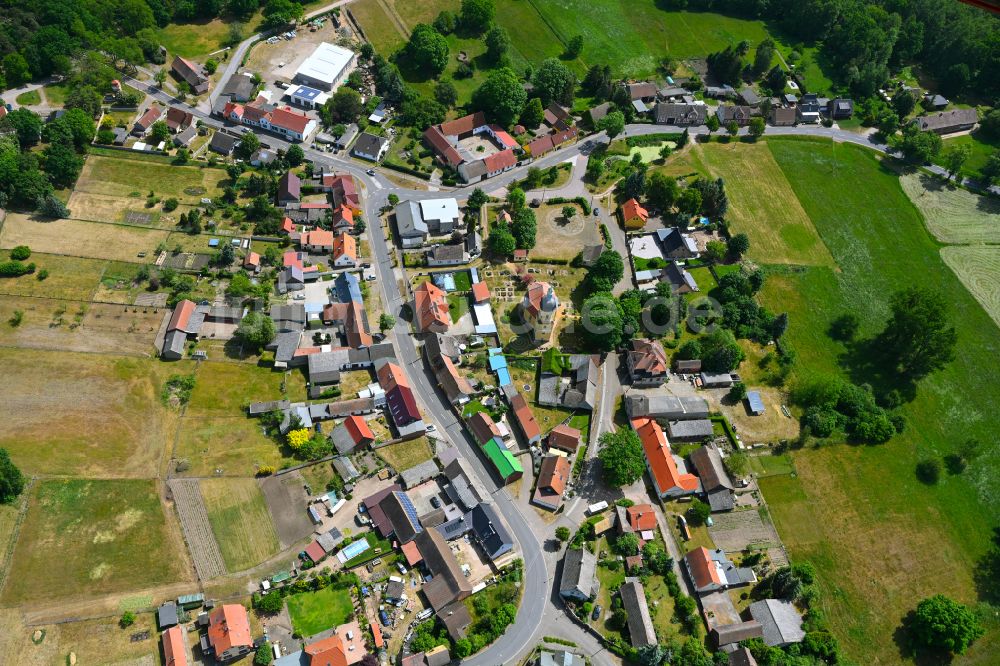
[483,437,523,483]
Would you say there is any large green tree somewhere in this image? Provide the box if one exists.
[532,58,576,106]
[484,24,510,64]
[598,428,645,486]
[236,312,276,350]
[0,448,24,504]
[879,287,956,379]
[459,0,495,34]
[580,291,623,351]
[908,595,984,655]
[406,24,449,76]
[473,67,526,127]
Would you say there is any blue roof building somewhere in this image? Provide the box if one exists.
[746,390,765,415]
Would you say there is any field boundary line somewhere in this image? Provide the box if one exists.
[0,477,34,597]
[523,0,570,49]
[0,342,152,359]
[375,0,410,39]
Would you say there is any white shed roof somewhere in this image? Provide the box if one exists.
[296,42,355,86]
[419,198,460,224]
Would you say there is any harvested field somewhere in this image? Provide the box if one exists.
[259,472,314,548]
[0,610,161,666]
[707,508,783,553]
[0,296,164,356]
[169,478,227,580]
[201,478,280,573]
[0,252,107,301]
[0,348,181,477]
[66,190,200,228]
[174,416,293,477]
[941,246,1000,328]
[0,214,170,263]
[75,155,228,202]
[2,479,191,603]
[900,172,1000,244]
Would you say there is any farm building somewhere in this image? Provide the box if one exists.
[294,42,356,91]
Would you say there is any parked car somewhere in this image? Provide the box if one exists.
[429,496,441,509]
[367,169,376,176]
[593,207,601,216]
[379,610,390,625]
[396,562,408,575]
[591,605,602,621]
[425,424,437,433]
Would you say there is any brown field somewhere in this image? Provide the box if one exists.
[534,203,603,261]
[75,155,228,203]
[0,214,170,262]
[201,478,281,573]
[174,416,292,477]
[66,190,201,228]
[0,348,183,477]
[0,296,164,356]
[0,252,107,301]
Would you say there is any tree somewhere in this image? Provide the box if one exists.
[726,120,739,138]
[704,240,726,264]
[706,45,743,85]
[701,328,745,372]
[614,532,640,556]
[596,110,625,138]
[520,97,544,128]
[262,0,303,28]
[561,205,575,221]
[506,187,526,211]
[2,53,31,87]
[729,233,750,258]
[829,312,860,341]
[488,224,515,257]
[580,291,623,351]
[763,65,786,96]
[286,144,304,166]
[4,109,43,148]
[748,116,766,139]
[36,193,69,218]
[587,250,624,293]
[484,24,511,64]
[688,499,711,525]
[235,312,276,350]
[468,188,488,210]
[532,58,576,106]
[981,150,1000,186]
[460,0,495,34]
[677,187,701,216]
[236,131,260,160]
[434,10,457,34]
[916,458,941,485]
[406,24,450,76]
[379,313,396,332]
[892,90,917,118]
[943,144,971,180]
[564,35,584,59]
[43,141,84,188]
[0,448,25,504]
[771,312,789,340]
[511,207,537,249]
[399,91,446,130]
[119,611,136,628]
[254,643,271,666]
[473,67,527,126]
[555,526,570,542]
[897,128,942,165]
[705,114,720,135]
[582,64,613,100]
[878,287,957,379]
[150,120,170,144]
[434,80,458,108]
[645,172,679,212]
[60,109,97,149]
[324,87,364,124]
[753,39,775,75]
[598,428,645,486]
[908,595,984,655]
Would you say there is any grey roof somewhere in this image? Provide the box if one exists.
[739,87,761,106]
[416,529,472,611]
[746,390,765,414]
[386,579,406,600]
[161,329,188,359]
[427,244,467,264]
[625,393,710,420]
[915,108,979,132]
[728,646,760,666]
[316,527,344,552]
[308,349,349,384]
[329,421,358,455]
[589,102,612,123]
[174,125,197,146]
[667,419,714,440]
[713,622,764,649]
[581,244,604,265]
[424,333,462,362]
[157,602,179,629]
[749,599,806,647]
[400,458,439,489]
[537,354,597,410]
[663,261,698,291]
[690,444,733,493]
[270,330,301,364]
[654,103,707,125]
[248,399,290,415]
[332,455,360,481]
[445,471,480,511]
[658,86,690,98]
[458,159,488,181]
[270,303,306,330]
[559,547,597,600]
[540,650,587,666]
[471,502,512,560]
[436,601,472,641]
[209,131,239,154]
[353,132,388,158]
[619,578,656,648]
[425,647,451,666]
[379,490,424,543]
[436,511,473,541]
[222,73,256,101]
[395,200,429,237]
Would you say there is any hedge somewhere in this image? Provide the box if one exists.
[547,196,591,215]
[382,161,432,180]
[626,133,683,147]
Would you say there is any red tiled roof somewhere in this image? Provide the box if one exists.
[162,625,188,666]
[377,361,410,392]
[168,299,197,332]
[270,105,312,134]
[136,105,161,129]
[281,217,295,234]
[423,126,463,167]
[207,605,252,655]
[283,250,304,269]
[523,281,554,317]
[302,228,334,248]
[537,454,570,495]
[548,424,581,453]
[344,414,374,445]
[626,504,658,532]
[304,635,348,666]
[525,135,554,156]
[471,281,491,303]
[333,231,357,261]
[439,112,487,136]
[482,149,516,172]
[489,125,519,149]
[243,251,260,268]
[223,101,244,120]
[305,540,326,563]
[685,546,724,590]
[629,338,668,376]
[165,106,194,129]
[622,198,649,223]
[371,620,384,648]
[414,281,450,333]
[510,393,541,441]
[468,411,501,445]
[333,204,354,228]
[401,540,423,566]
[551,127,578,145]
[300,202,332,209]
[633,417,698,495]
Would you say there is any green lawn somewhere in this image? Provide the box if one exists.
[43,83,70,106]
[286,584,355,637]
[15,89,40,106]
[376,437,433,471]
[201,478,280,573]
[350,0,407,56]
[937,130,1000,179]
[185,361,286,415]
[754,136,1000,663]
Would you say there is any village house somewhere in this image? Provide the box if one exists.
[171,55,209,94]
[620,578,657,648]
[684,546,757,594]
[690,443,736,511]
[132,105,161,136]
[414,281,450,334]
[769,107,797,126]
[625,393,711,421]
[532,454,571,511]
[655,102,708,126]
[277,171,301,205]
[914,108,979,134]
[426,244,469,267]
[332,232,357,267]
[559,546,598,602]
[547,423,581,454]
[201,604,253,662]
[656,227,700,259]
[716,105,755,126]
[165,106,194,132]
[634,417,699,499]
[750,599,806,647]
[621,198,650,230]
[627,338,669,387]
[509,392,542,445]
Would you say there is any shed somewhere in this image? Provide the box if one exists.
[157,601,179,629]
[746,390,765,415]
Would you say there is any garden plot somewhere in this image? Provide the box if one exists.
[201,478,281,573]
[168,478,227,580]
[707,509,783,553]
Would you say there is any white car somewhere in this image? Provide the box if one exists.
[425,424,437,433]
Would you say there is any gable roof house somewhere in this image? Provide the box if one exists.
[379,490,424,543]
[716,105,755,126]
[797,94,821,123]
[394,200,430,248]
[424,112,487,167]
[690,443,735,511]
[416,528,473,611]
[668,419,714,441]
[537,353,598,411]
[548,423,581,454]
[171,55,209,94]
[621,198,649,230]
[426,244,469,267]
[559,546,598,602]
[430,354,475,406]
[828,98,854,119]
[769,107,797,126]
[738,87,761,107]
[627,82,658,102]
[277,171,302,205]
[202,604,253,662]
[329,414,375,454]
[301,228,333,253]
[626,393,710,421]
[209,131,239,155]
[509,392,542,444]
[661,261,699,294]
[656,227,700,259]
[685,546,757,594]
[352,132,390,161]
[627,338,669,387]
[468,411,502,446]
[914,108,979,134]
[414,281,450,333]
[162,624,188,666]
[332,232,357,267]
[620,578,657,648]
[161,299,206,360]
[419,198,460,234]
[634,417,699,499]
[532,454,571,511]
[750,599,806,647]
[655,103,708,126]
[377,360,422,427]
[165,107,194,132]
[132,105,162,136]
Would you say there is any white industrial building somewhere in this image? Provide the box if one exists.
[293,42,357,91]
[287,84,331,110]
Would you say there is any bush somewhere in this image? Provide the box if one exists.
[36,268,49,281]
[916,458,941,485]
[0,261,35,277]
[9,246,31,260]
[119,611,136,628]
[163,198,179,212]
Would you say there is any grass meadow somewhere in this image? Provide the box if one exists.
[899,172,1000,244]
[937,130,1000,180]
[376,437,433,471]
[76,155,228,203]
[286,585,354,636]
[175,416,292,477]
[940,246,1000,329]
[185,361,287,416]
[0,251,107,301]
[2,479,190,604]
[201,478,280,573]
[752,137,1000,663]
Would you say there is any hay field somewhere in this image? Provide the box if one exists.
[0,252,107,301]
[0,214,170,262]
[66,190,199,228]
[201,478,280,573]
[2,479,191,604]
[900,172,1000,244]
[941,246,1000,328]
[0,348,181,477]
[0,296,164,356]
[76,155,227,202]
[0,611,163,665]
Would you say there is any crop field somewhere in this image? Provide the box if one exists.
[287,584,354,637]
[753,137,1000,662]
[0,296,165,356]
[941,246,1000,328]
[175,416,292,477]
[0,252,107,301]
[899,172,1000,244]
[2,479,190,604]
[201,478,280,573]
[696,141,835,266]
[376,437,433,472]
[76,155,228,202]
[0,214,170,263]
[186,361,287,416]
[0,349,180,477]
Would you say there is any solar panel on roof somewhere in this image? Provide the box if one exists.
[395,491,424,533]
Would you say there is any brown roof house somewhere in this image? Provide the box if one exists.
[547,423,581,454]
[532,454,571,511]
[165,106,194,132]
[627,338,669,387]
[171,55,209,95]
